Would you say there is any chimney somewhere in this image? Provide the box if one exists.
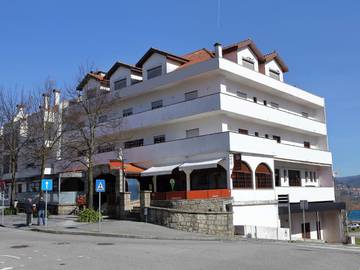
[214,42,223,58]
[42,93,50,110]
[53,89,61,106]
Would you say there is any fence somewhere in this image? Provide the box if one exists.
[15,191,85,205]
[235,225,290,241]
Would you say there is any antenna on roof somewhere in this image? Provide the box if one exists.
[217,0,221,29]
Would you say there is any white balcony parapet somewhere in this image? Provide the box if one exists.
[220,93,327,135]
[275,186,335,202]
[229,132,332,165]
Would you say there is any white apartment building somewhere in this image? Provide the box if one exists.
[0,39,345,242]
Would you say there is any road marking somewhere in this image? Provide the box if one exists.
[0,267,14,270]
[295,243,360,253]
[0,256,20,260]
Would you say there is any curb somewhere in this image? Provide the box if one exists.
[29,228,234,242]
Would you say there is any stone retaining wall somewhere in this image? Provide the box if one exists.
[147,206,234,236]
[140,194,234,236]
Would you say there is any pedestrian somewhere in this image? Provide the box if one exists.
[36,197,46,226]
[25,198,33,226]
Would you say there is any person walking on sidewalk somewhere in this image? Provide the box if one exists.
[25,198,33,226]
[36,197,46,226]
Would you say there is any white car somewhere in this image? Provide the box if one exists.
[348,223,360,229]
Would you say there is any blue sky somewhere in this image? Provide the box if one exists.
[1,0,359,176]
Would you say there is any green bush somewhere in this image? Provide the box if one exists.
[4,207,17,215]
[78,208,101,223]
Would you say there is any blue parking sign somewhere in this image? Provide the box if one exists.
[96,179,106,193]
[41,179,53,191]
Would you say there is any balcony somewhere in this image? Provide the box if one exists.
[229,132,332,165]
[275,186,335,202]
[220,93,327,135]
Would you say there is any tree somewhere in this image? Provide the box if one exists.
[25,79,63,181]
[61,66,121,209]
[0,88,31,206]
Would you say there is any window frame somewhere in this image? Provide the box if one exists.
[186,128,199,138]
[184,90,198,101]
[123,108,133,117]
[147,65,162,79]
[154,134,166,144]
[242,57,255,70]
[114,78,127,91]
[269,69,281,80]
[151,100,163,110]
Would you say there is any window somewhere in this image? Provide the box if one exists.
[114,78,127,90]
[3,155,10,174]
[253,97,257,103]
[302,112,309,118]
[232,161,252,189]
[314,172,317,182]
[185,90,198,101]
[254,132,259,137]
[283,169,287,181]
[97,144,115,153]
[310,171,313,182]
[124,139,144,149]
[265,134,269,139]
[242,57,255,70]
[32,182,40,192]
[186,128,199,138]
[26,183,32,192]
[269,69,280,80]
[288,170,301,186]
[154,135,165,144]
[98,115,108,123]
[263,100,267,106]
[151,100,163,110]
[275,169,281,186]
[305,171,309,182]
[273,135,281,143]
[270,102,279,109]
[238,129,249,135]
[236,91,247,99]
[123,108,133,117]
[255,163,273,189]
[304,141,310,148]
[17,184,22,193]
[147,65,162,79]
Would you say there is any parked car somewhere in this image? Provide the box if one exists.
[348,223,360,230]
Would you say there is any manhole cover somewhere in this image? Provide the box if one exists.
[11,245,29,249]
[97,243,114,246]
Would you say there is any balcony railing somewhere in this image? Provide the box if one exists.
[151,189,231,201]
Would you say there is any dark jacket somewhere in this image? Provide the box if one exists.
[25,200,33,214]
[37,200,45,211]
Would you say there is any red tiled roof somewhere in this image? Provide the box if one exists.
[180,48,214,68]
[222,39,264,60]
[262,51,289,72]
[77,71,109,90]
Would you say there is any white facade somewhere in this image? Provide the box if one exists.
[0,40,344,242]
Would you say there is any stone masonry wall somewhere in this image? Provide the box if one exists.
[142,196,234,237]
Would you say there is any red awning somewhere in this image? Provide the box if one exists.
[109,160,144,174]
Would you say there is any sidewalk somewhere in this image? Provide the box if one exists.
[0,214,228,241]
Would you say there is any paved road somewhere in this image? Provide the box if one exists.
[0,227,360,270]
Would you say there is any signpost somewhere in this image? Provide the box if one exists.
[1,191,4,226]
[300,200,309,241]
[95,179,105,232]
[278,194,292,241]
[41,179,53,227]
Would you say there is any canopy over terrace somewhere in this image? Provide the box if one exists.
[139,158,230,200]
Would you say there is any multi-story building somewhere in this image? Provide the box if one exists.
[0,39,345,242]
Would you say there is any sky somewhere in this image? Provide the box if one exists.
[0,0,359,176]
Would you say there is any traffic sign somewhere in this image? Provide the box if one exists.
[41,179,53,191]
[96,179,106,193]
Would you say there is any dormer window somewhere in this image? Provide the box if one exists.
[242,57,255,70]
[147,65,162,79]
[269,69,280,80]
[114,78,127,90]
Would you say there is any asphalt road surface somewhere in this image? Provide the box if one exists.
[0,227,360,270]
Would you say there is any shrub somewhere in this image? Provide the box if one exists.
[78,208,101,223]
[4,207,17,215]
